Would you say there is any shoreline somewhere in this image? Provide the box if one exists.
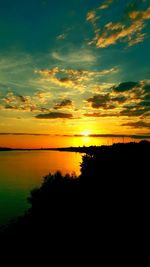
[0,140,149,153]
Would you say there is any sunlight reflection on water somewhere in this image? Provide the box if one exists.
[0,150,82,224]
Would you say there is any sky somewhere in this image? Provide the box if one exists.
[0,0,150,140]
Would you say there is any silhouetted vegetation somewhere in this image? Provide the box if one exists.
[0,141,149,249]
[0,147,12,151]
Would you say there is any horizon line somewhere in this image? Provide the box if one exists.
[0,132,150,139]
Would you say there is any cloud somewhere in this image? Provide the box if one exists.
[4,105,17,110]
[2,92,33,111]
[112,95,127,103]
[84,112,117,117]
[0,54,32,72]
[56,26,73,41]
[1,91,51,112]
[120,108,148,117]
[113,82,139,92]
[86,0,113,35]
[86,2,150,48]
[35,112,73,119]
[56,33,66,40]
[121,103,150,116]
[86,92,127,110]
[0,53,40,94]
[118,80,150,118]
[35,66,116,91]
[1,77,148,123]
[83,79,150,119]
[51,48,96,63]
[99,0,113,10]
[128,7,150,20]
[17,95,28,103]
[122,120,150,129]
[140,99,150,107]
[36,67,116,78]
[86,94,115,109]
[96,20,144,48]
[54,99,73,110]
[86,10,97,22]
[143,84,150,93]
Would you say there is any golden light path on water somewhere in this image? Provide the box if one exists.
[0,150,82,224]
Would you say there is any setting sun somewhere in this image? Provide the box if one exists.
[81,130,91,137]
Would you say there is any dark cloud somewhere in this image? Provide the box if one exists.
[86,93,127,110]
[87,94,108,108]
[143,93,150,101]
[3,104,38,112]
[36,112,73,119]
[86,94,115,109]
[143,84,150,93]
[122,121,150,129]
[142,112,150,117]
[112,95,127,103]
[113,82,139,92]
[17,95,28,103]
[5,105,16,110]
[59,77,70,82]
[140,101,150,107]
[120,97,150,117]
[54,99,72,110]
[120,108,147,117]
[141,93,150,107]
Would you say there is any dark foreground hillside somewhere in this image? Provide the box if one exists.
[0,141,149,258]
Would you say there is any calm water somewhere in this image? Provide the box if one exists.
[0,150,82,225]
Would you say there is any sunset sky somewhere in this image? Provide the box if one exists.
[0,0,150,141]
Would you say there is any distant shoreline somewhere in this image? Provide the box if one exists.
[0,140,149,153]
[0,147,85,152]
[0,133,150,138]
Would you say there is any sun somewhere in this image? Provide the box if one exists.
[81,130,91,137]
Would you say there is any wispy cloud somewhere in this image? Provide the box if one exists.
[56,33,66,40]
[0,54,32,72]
[51,48,96,64]
[0,53,45,94]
